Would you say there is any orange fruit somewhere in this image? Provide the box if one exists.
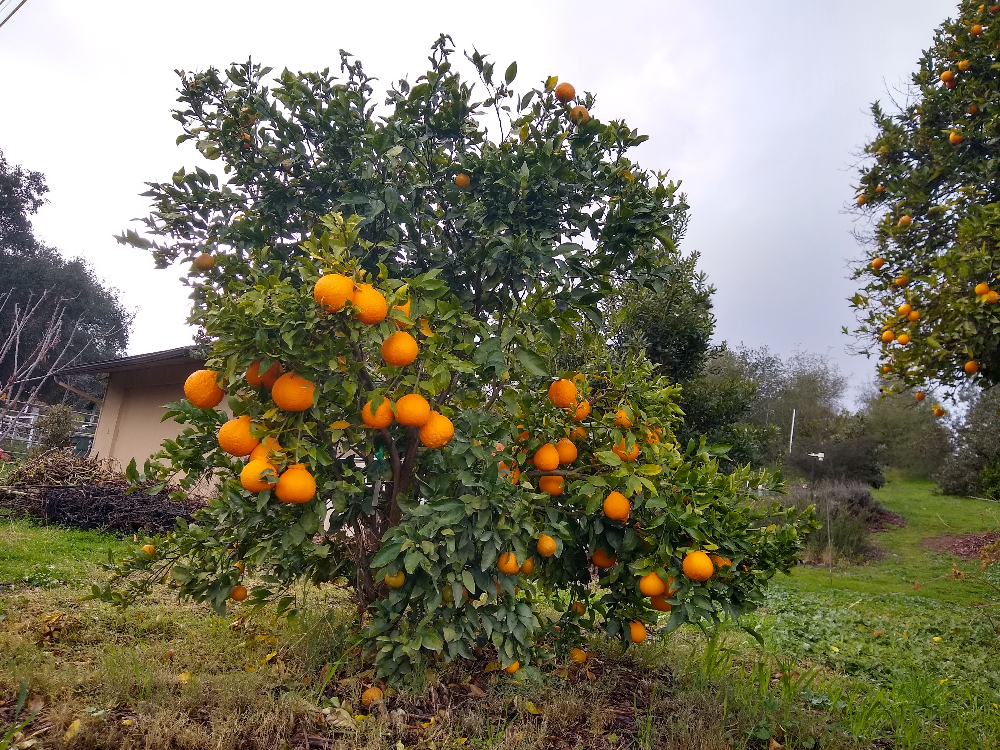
[419,411,455,448]
[897,334,910,346]
[570,647,588,663]
[881,330,895,343]
[639,571,666,597]
[381,331,419,367]
[915,391,926,401]
[271,372,315,411]
[193,252,215,270]
[498,552,520,575]
[856,194,867,206]
[871,257,885,270]
[950,130,965,144]
[908,310,921,321]
[385,571,405,588]
[570,105,589,124]
[241,458,276,492]
[554,81,576,102]
[614,408,633,428]
[972,23,983,35]
[897,215,912,227]
[548,379,578,408]
[556,438,578,464]
[234,561,245,574]
[250,436,282,461]
[969,103,981,115]
[898,303,912,316]
[537,534,557,557]
[393,298,412,327]
[571,399,591,421]
[571,601,585,615]
[941,69,955,82]
[499,461,521,484]
[644,426,662,444]
[992,4,1000,13]
[362,398,395,429]
[592,548,617,569]
[933,407,946,417]
[876,185,885,193]
[247,359,283,389]
[396,393,432,426]
[975,282,991,296]
[142,544,156,557]
[275,463,316,504]
[520,557,535,575]
[361,687,384,707]
[987,291,1000,304]
[569,425,587,441]
[650,596,672,612]
[895,275,909,287]
[629,621,647,643]
[184,369,225,409]
[352,283,388,325]
[710,555,732,572]
[505,661,520,674]
[959,59,971,71]
[455,173,471,189]
[539,475,564,495]
[603,491,630,521]
[313,273,355,312]
[965,360,979,374]
[945,79,957,89]
[534,443,560,472]
[218,415,260,456]
[230,585,248,601]
[612,438,640,462]
[682,550,715,582]
[882,365,892,374]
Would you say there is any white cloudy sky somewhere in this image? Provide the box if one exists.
[0,1,952,398]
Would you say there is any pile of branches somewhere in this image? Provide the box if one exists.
[0,449,202,533]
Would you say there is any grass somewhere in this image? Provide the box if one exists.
[0,478,998,749]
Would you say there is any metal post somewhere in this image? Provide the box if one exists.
[788,408,796,454]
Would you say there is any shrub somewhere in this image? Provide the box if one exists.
[784,481,891,563]
[33,404,77,452]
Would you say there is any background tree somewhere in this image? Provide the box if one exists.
[852,1,1000,393]
[935,385,1000,497]
[858,384,951,478]
[0,149,47,256]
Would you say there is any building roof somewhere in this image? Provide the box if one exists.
[55,346,202,376]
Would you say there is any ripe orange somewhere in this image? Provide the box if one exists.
[682,550,714,582]
[603,491,630,521]
[352,284,388,325]
[950,130,965,144]
[142,544,156,557]
[570,105,589,124]
[639,571,666,597]
[959,59,971,71]
[534,443,560,472]
[882,365,892,374]
[915,391,926,401]
[419,411,455,448]
[570,647,588,664]
[876,185,885,193]
[275,463,316,504]
[644,426,662,443]
[505,661,520,674]
[218,415,260,456]
[396,393,432,426]
[455,173,471,189]
[520,557,535,575]
[571,601,586,615]
[548,379,578,408]
[592,548,617,569]
[856,194,867,206]
[556,437,578,464]
[650,596,672,612]
[965,360,979,374]
[184,369,225,409]
[193,252,215,270]
[941,69,955,82]
[250,436,282,461]
[272,373,315,411]
[385,571,405,588]
[554,81,576,102]
[895,275,909,287]
[945,79,957,89]
[614,408,633,428]
[569,425,587,441]
[230,585,248,602]
[381,331,419,367]
[240,458,276,492]
[897,334,910,346]
[987,291,1000,304]
[898,303,912,316]
[710,555,732,573]
[881,330,895,343]
[499,461,521,484]
[629,621,647,643]
[362,398,395,429]
[972,23,984,35]
[908,310,921,321]
[612,438,640,462]
[498,552,520,575]
[539,475,564,495]
[933,407,946,417]
[897,215,912,227]
[313,273,355,312]
[571,399,591,421]
[537,534,557,558]
[361,687,384,707]
[975,282,991,296]
[969,103,980,115]
[247,359,283,389]
[871,258,885,270]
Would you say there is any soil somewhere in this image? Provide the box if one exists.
[869,509,907,531]
[922,531,1000,559]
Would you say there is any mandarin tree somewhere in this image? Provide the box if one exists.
[852,1,1000,393]
[106,38,816,683]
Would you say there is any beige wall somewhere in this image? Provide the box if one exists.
[90,362,203,469]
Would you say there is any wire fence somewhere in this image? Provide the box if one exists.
[0,401,98,459]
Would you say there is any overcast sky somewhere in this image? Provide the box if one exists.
[0,1,953,401]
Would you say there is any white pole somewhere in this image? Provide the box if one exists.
[788,408,796,454]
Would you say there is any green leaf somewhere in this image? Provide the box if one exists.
[504,61,517,85]
[514,348,548,377]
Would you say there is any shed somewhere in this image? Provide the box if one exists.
[56,347,204,468]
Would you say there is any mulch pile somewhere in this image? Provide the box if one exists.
[922,531,1000,559]
[0,449,202,533]
[869,509,907,532]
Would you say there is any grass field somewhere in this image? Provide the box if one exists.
[1,478,998,749]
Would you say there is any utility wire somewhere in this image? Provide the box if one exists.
[0,0,30,30]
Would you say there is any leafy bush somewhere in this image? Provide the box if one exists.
[935,386,1000,497]
[784,481,892,563]
[32,404,77,452]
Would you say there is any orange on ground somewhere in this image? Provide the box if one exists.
[250,436,282,461]
[381,331,419,367]
[569,425,587,441]
[142,544,155,557]
[520,557,535,575]
[396,393,432,426]
[897,215,912,227]
[247,359,283,389]
[385,571,405,588]
[871,257,885,270]
[505,661,520,674]
[941,69,955,82]
[915,391,926,401]
[539,475,564,495]
[897,334,910,346]
[499,461,521,484]
[570,647,588,664]
[571,601,585,615]
[498,552,520,575]
[556,437,578,464]
[419,411,455,448]
[895,275,909,287]
[592,547,617,569]
[241,458,276,492]
[682,550,715,582]
[272,373,315,411]
[554,81,576,102]
[362,398,395,429]
[898,303,912,316]
[193,252,215,270]
[950,130,965,144]
[650,596,672,612]
[881,330,895,343]
[629,621,647,643]
[313,273,355,312]
[230,585,248,602]
[614,408,633,428]
[603,491,630,521]
[537,534,557,557]
[975,282,991,296]
[965,360,979,374]
[612,438,640,462]
[361,687,384,708]
[352,283,389,325]
[639,571,666,597]
[571,399,591,421]
[184,369,225,409]
[218,415,260,457]
[570,105,589,124]
[534,443,560,472]
[548,378,578,408]
[275,463,316,504]
[908,310,921,321]
[455,173,471,189]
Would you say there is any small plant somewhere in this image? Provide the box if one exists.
[0,680,39,750]
[32,404,78,452]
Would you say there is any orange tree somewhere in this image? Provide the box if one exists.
[852,1,1000,395]
[107,37,817,682]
